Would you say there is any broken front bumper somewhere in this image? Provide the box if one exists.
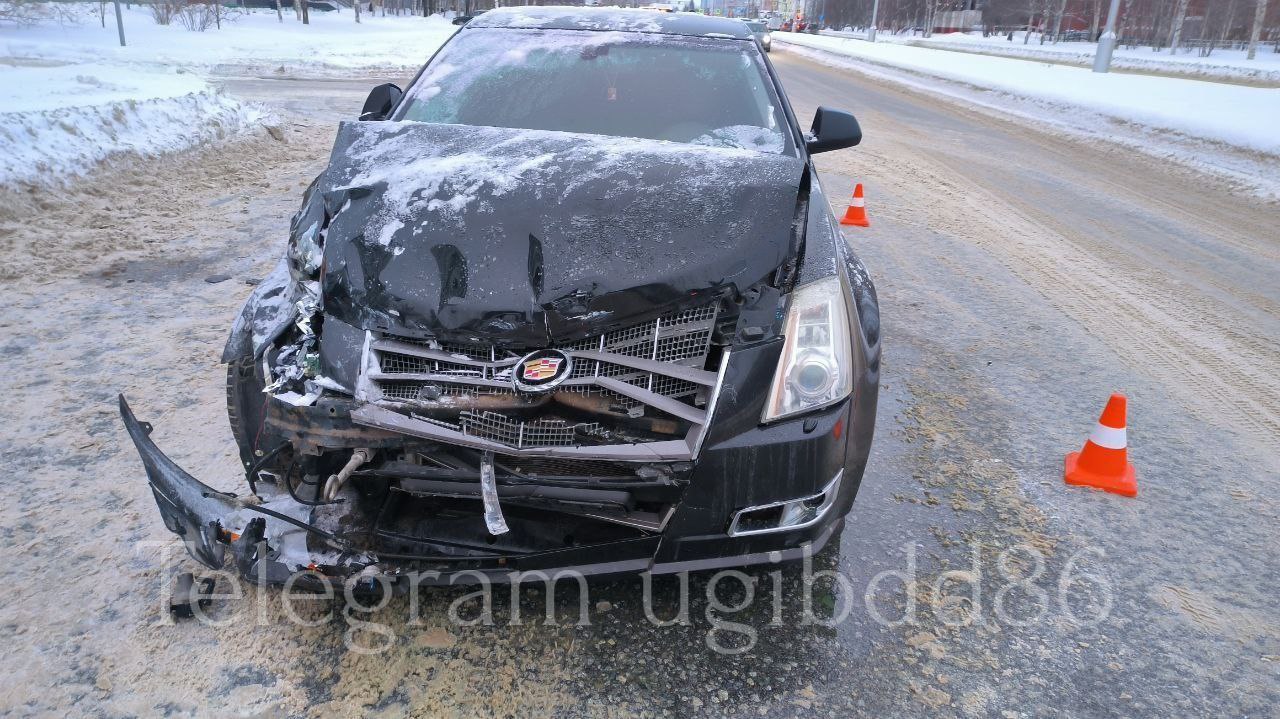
[122,379,870,588]
[123,318,878,588]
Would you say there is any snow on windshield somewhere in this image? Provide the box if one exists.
[691,125,785,154]
[397,28,789,155]
[473,8,668,34]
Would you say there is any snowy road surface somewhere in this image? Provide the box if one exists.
[774,33,1280,199]
[0,51,1276,716]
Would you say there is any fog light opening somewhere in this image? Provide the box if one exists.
[727,469,844,537]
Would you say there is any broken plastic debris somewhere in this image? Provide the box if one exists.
[170,572,215,619]
[274,381,323,407]
[294,297,319,336]
[479,451,509,536]
[310,375,350,394]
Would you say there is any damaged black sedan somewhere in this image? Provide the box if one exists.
[121,7,881,588]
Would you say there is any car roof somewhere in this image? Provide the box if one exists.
[466,6,754,39]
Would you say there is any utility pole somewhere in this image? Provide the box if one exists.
[1092,0,1121,72]
[112,0,125,46]
[868,0,879,41]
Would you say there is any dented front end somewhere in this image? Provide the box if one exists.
[121,122,880,587]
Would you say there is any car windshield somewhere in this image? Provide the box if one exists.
[396,28,792,154]
[745,21,766,31]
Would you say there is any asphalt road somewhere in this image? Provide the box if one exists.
[0,51,1275,717]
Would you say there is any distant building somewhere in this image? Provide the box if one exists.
[933,8,982,33]
[699,0,758,18]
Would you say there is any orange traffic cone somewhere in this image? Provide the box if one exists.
[839,183,870,227]
[1065,393,1137,497]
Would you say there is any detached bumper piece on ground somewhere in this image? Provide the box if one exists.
[169,573,216,619]
[119,6,882,589]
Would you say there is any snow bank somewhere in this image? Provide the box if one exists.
[1,5,457,185]
[824,29,1280,85]
[775,32,1280,156]
[1,5,458,76]
[0,65,267,186]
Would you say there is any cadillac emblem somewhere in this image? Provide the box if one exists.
[511,349,572,393]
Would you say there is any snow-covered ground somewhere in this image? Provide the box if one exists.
[2,5,458,75]
[0,6,456,185]
[0,65,266,185]
[775,32,1280,163]
[823,29,1280,85]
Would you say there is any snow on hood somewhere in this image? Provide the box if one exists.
[333,120,788,243]
[315,120,805,345]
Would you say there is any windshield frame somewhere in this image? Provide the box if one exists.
[389,26,803,156]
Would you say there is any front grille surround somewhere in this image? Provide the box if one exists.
[353,304,726,456]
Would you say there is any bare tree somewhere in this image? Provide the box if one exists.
[1168,0,1189,53]
[1247,0,1269,58]
[1049,0,1068,41]
[1023,0,1041,44]
[1,0,78,25]
[1218,0,1239,44]
[148,0,183,25]
[1119,0,1136,47]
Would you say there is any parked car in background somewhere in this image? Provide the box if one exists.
[744,19,772,52]
[452,9,485,25]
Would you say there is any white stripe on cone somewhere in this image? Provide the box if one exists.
[851,198,865,207]
[1089,423,1127,450]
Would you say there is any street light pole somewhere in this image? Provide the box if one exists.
[1092,0,1121,72]
[112,0,126,46]
[868,0,879,41]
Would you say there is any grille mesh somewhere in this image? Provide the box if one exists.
[366,303,719,449]
[413,411,601,448]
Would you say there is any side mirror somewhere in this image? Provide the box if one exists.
[806,106,861,154]
[359,83,403,121]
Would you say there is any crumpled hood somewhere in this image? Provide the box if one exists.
[316,121,804,345]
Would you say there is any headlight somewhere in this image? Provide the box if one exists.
[762,274,854,422]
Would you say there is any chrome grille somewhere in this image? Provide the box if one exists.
[357,303,721,451]
[407,411,601,449]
